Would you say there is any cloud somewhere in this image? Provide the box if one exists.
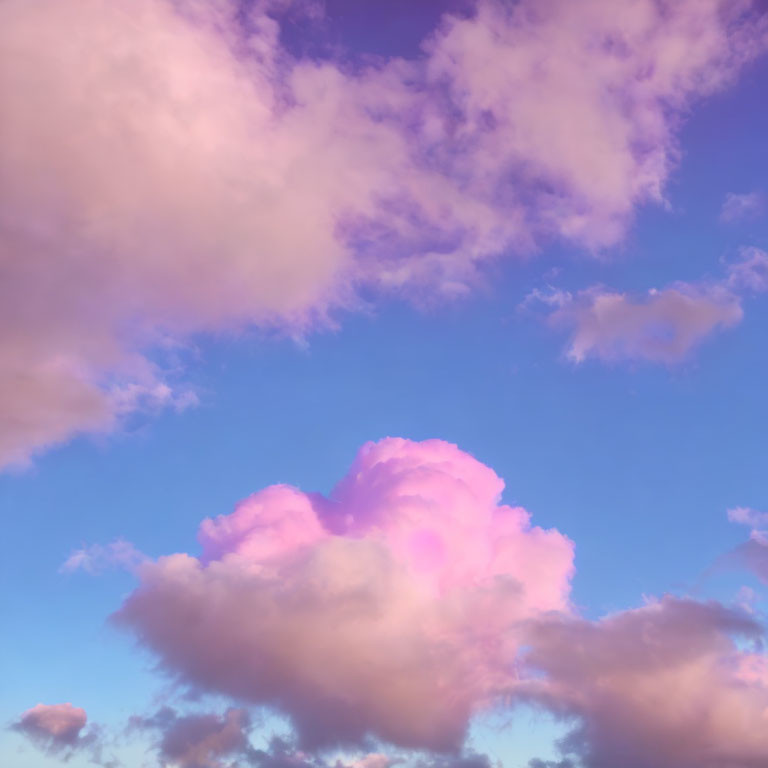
[727,506,768,530]
[60,539,148,575]
[129,707,496,768]
[11,703,103,761]
[725,506,768,583]
[521,598,768,768]
[530,283,743,364]
[721,192,765,222]
[424,0,767,248]
[524,244,768,364]
[526,761,575,768]
[725,247,768,293]
[1,0,766,466]
[114,438,574,752]
[130,707,256,768]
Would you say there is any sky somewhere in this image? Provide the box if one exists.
[2,1,768,767]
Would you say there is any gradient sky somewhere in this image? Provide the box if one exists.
[3,2,768,767]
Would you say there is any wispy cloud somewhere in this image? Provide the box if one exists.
[721,191,765,222]
[60,539,148,575]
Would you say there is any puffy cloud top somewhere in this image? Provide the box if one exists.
[116,438,574,751]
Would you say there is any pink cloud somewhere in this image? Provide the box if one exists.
[521,598,768,768]
[12,703,95,758]
[531,283,743,364]
[1,0,766,466]
[115,438,574,751]
[424,0,768,248]
[524,245,768,364]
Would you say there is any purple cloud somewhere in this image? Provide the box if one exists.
[1,0,766,466]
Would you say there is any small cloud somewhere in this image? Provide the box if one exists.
[720,192,764,222]
[727,506,768,530]
[526,245,768,367]
[725,247,768,293]
[524,283,742,365]
[61,539,147,575]
[10,702,113,765]
[110,380,198,417]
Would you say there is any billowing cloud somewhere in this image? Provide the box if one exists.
[115,438,574,751]
[721,191,765,222]
[521,598,768,768]
[11,703,96,759]
[1,0,766,466]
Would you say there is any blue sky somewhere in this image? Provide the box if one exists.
[3,2,768,767]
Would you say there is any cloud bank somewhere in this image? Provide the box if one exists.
[41,443,768,766]
[115,437,574,751]
[2,0,766,465]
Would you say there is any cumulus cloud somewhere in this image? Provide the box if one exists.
[1,0,766,466]
[521,598,768,768]
[721,191,765,222]
[114,438,574,751]
[11,703,102,761]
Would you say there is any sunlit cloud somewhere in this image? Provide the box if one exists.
[2,0,765,466]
